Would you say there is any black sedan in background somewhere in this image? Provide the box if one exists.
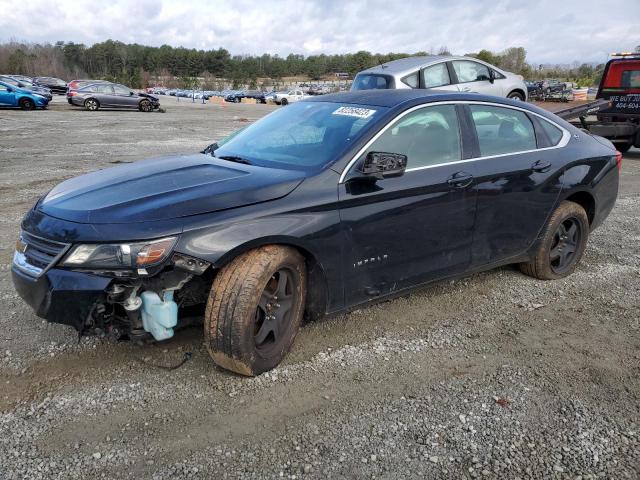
[225,90,268,103]
[11,90,619,376]
[32,76,67,94]
[68,82,160,111]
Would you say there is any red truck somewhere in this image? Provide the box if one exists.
[554,53,640,153]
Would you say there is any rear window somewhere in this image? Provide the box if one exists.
[602,60,640,91]
[351,74,394,90]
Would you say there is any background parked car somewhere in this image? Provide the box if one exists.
[0,75,52,101]
[0,80,49,110]
[273,89,308,105]
[66,79,112,103]
[225,90,267,103]
[32,77,67,94]
[68,83,160,111]
[351,55,528,101]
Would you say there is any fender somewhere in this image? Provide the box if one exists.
[174,208,345,315]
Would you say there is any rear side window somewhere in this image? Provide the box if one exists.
[534,117,564,147]
[421,63,451,88]
[351,74,394,90]
[621,70,640,88]
[365,105,461,168]
[401,72,419,88]
[469,105,536,156]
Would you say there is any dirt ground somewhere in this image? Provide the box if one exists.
[0,96,638,479]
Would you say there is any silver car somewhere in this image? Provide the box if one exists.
[352,55,527,101]
[69,83,160,111]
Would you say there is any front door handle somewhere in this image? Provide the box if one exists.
[459,86,472,92]
[531,160,552,173]
[447,171,474,189]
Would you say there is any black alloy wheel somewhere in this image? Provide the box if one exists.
[549,217,582,274]
[254,268,297,354]
[519,200,589,280]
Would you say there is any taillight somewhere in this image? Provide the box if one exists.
[615,150,623,171]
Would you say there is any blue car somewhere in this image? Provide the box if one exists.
[0,80,50,110]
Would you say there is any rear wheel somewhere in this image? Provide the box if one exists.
[139,99,152,112]
[507,91,525,101]
[19,98,35,110]
[204,245,306,376]
[84,98,99,111]
[280,98,288,106]
[519,201,589,280]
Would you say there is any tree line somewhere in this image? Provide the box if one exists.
[0,40,607,89]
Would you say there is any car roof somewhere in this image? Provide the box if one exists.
[356,55,486,77]
[304,89,544,113]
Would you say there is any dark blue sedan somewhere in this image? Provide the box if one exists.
[12,90,620,375]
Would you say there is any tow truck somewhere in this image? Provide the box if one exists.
[552,52,640,153]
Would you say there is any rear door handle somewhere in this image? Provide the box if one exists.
[447,171,474,189]
[531,160,552,173]
[459,86,472,92]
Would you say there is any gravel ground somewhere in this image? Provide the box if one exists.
[0,96,638,479]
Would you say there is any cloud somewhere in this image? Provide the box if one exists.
[1,0,638,64]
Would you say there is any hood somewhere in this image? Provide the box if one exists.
[139,92,159,100]
[39,154,305,224]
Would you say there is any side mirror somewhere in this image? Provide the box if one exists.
[359,152,407,179]
[6,87,12,92]
[201,142,219,155]
[488,70,496,84]
[130,91,135,96]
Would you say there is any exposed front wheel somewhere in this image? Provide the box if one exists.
[139,99,152,112]
[519,201,589,280]
[204,245,306,376]
[280,98,288,106]
[84,98,99,111]
[19,98,35,110]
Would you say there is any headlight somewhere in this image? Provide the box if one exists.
[62,237,177,269]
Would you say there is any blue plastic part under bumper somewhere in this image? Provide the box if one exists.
[11,267,111,330]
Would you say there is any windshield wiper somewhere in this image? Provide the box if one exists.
[215,155,252,165]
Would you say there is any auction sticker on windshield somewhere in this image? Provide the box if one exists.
[332,106,377,118]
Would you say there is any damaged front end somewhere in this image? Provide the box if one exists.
[12,230,213,342]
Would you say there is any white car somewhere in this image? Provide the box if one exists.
[352,55,528,101]
[274,89,308,105]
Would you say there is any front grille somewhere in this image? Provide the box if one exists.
[21,232,69,271]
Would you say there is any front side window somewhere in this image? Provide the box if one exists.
[470,105,536,156]
[364,105,461,169]
[453,60,491,83]
[421,63,451,88]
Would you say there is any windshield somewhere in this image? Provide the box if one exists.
[214,101,387,171]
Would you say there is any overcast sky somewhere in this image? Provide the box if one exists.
[1,0,638,64]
